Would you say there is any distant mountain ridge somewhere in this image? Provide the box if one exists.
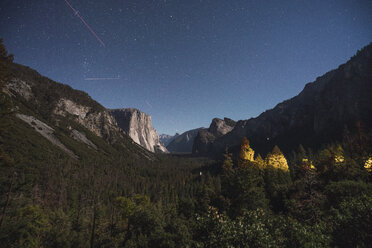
[193,43,372,157]
[167,128,204,153]
[160,133,179,147]
[163,118,236,154]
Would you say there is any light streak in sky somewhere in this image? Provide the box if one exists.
[84,77,120,81]
[64,0,105,47]
[145,100,153,109]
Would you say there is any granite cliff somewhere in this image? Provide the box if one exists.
[192,118,236,155]
[110,108,168,153]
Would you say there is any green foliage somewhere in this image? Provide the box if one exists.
[116,196,136,218]
[222,148,234,172]
[263,167,291,213]
[222,166,268,217]
[45,209,74,248]
[0,137,370,248]
[195,207,331,248]
[331,195,372,248]
[277,216,331,248]
[287,168,326,223]
[1,116,371,247]
[324,180,372,208]
[316,145,368,182]
[0,205,50,248]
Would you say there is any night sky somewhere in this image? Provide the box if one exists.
[1,0,372,135]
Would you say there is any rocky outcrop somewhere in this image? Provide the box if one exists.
[16,114,78,159]
[192,43,372,157]
[70,129,97,150]
[209,118,236,137]
[110,108,168,153]
[6,63,127,145]
[7,79,34,100]
[167,128,204,153]
[53,98,122,143]
[192,118,236,155]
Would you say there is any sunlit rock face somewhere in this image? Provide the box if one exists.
[110,108,168,153]
[192,43,372,157]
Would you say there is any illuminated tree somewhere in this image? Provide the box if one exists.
[364,157,372,172]
[266,145,289,171]
[238,137,255,168]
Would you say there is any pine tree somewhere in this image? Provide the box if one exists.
[266,145,289,171]
[238,137,255,168]
[255,154,266,169]
[222,148,234,172]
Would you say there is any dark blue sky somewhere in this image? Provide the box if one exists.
[1,0,372,135]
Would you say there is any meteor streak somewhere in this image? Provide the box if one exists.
[64,0,105,47]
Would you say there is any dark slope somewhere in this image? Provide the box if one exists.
[193,43,372,157]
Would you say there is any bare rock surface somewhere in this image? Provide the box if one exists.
[110,108,168,153]
[70,129,97,150]
[16,114,78,159]
[54,98,122,143]
[7,79,34,100]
